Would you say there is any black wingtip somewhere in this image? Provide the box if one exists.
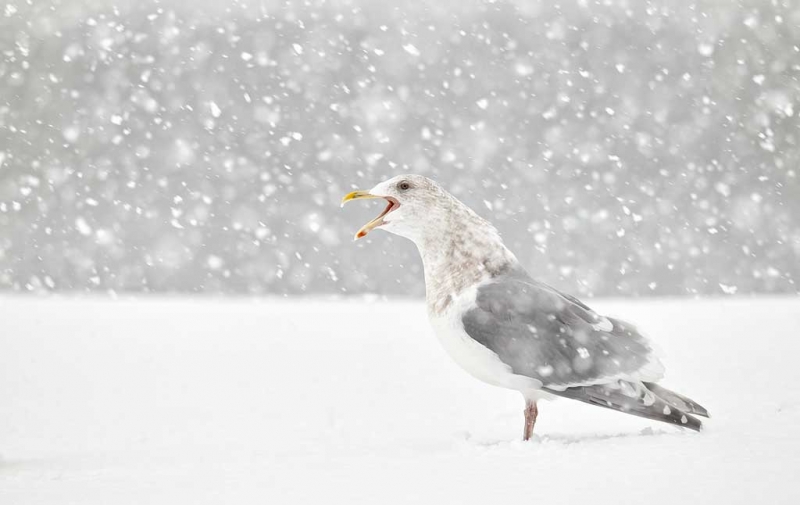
[643,382,710,419]
[621,395,703,432]
[547,381,706,432]
[669,408,703,432]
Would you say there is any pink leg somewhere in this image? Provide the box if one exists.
[523,399,539,441]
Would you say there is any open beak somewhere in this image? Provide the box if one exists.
[341,190,400,240]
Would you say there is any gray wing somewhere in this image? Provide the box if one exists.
[461,273,663,390]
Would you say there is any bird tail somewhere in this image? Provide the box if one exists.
[547,380,704,432]
[642,382,710,418]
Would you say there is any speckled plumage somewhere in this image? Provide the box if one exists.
[414,191,518,315]
[346,174,709,435]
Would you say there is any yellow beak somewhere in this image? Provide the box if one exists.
[341,190,396,240]
[341,190,380,205]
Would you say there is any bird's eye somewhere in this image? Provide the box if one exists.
[397,181,411,191]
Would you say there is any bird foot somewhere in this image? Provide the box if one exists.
[523,400,539,441]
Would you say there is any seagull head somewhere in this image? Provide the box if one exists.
[341,174,446,241]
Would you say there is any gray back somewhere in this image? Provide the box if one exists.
[461,272,656,389]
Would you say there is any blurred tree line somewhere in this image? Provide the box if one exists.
[0,0,798,297]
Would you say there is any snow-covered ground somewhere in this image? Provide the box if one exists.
[1,296,799,504]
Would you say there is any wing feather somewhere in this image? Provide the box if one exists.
[461,274,663,389]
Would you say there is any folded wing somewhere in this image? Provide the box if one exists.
[461,273,664,390]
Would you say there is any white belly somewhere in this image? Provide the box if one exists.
[427,286,543,394]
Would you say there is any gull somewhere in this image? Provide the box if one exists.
[342,174,709,440]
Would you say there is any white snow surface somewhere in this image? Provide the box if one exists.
[1,296,799,504]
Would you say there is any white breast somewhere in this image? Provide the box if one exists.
[427,285,543,394]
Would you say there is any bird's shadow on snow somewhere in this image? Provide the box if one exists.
[0,455,53,473]
[458,427,679,449]
[535,427,671,445]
